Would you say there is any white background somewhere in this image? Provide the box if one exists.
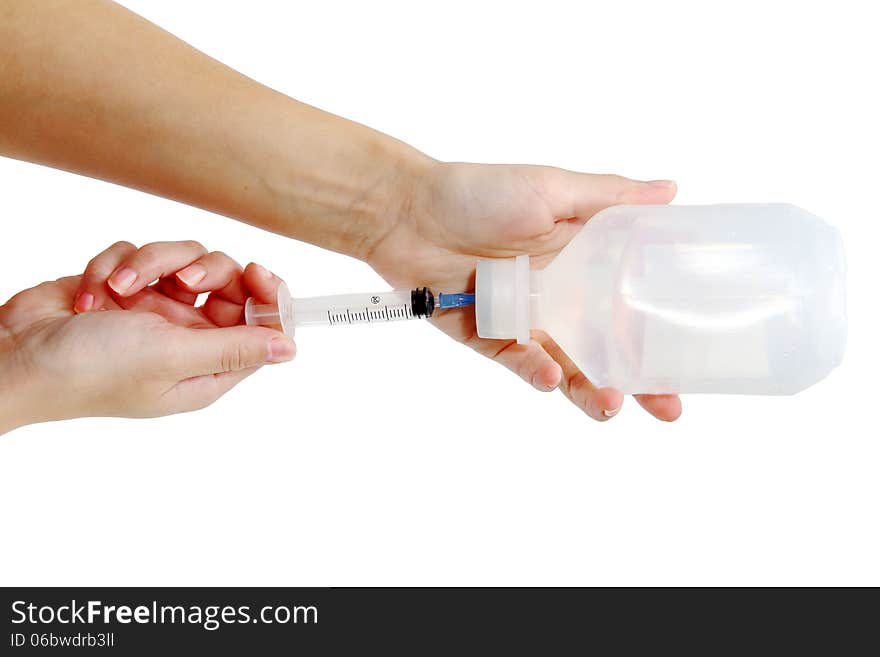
[1,0,877,586]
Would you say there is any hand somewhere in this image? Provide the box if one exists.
[0,241,294,434]
[368,162,682,422]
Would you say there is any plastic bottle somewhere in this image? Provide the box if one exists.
[475,204,846,395]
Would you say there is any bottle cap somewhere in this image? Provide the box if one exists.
[475,255,531,345]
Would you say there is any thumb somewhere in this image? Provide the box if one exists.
[558,172,677,220]
[170,325,296,377]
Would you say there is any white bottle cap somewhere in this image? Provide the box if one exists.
[475,255,531,345]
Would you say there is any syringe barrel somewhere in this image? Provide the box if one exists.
[295,290,415,326]
[244,285,431,336]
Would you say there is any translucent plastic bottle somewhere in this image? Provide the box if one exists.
[475,204,846,395]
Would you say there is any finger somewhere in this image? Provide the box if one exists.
[115,287,210,328]
[489,335,563,392]
[242,262,285,305]
[175,251,249,328]
[107,240,208,297]
[155,277,199,305]
[203,262,284,326]
[541,335,624,421]
[165,366,261,414]
[94,296,124,311]
[75,241,137,312]
[6,276,97,323]
[557,172,677,220]
[202,295,245,328]
[178,258,281,328]
[169,324,295,378]
[174,251,247,304]
[227,262,285,329]
[635,394,683,422]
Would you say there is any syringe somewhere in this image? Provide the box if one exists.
[244,283,475,336]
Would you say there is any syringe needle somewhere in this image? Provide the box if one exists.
[437,292,476,310]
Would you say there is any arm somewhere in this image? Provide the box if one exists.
[1,0,680,421]
[0,0,427,259]
[0,346,32,435]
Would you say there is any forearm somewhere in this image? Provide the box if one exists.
[0,338,34,435]
[0,0,431,259]
[0,391,25,435]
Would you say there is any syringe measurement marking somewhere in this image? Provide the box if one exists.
[326,304,411,325]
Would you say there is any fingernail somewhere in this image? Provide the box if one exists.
[266,336,295,363]
[255,263,273,279]
[645,179,676,189]
[540,377,559,392]
[108,267,137,294]
[603,407,620,418]
[176,264,207,287]
[74,291,94,313]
